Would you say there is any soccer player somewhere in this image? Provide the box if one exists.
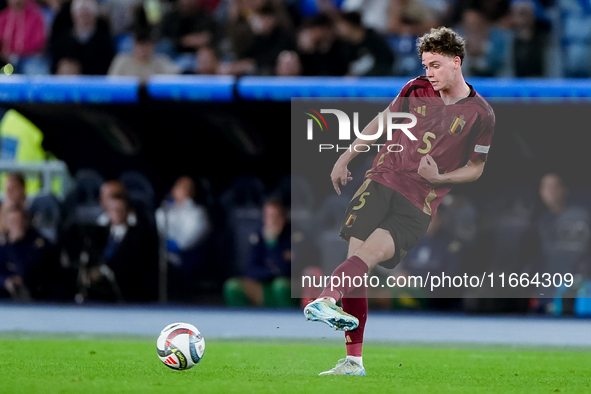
[303,26,495,376]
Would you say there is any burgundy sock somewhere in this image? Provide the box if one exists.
[343,286,368,357]
[319,255,369,302]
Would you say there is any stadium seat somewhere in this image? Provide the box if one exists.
[218,175,266,275]
[29,193,63,244]
[558,1,591,77]
[120,171,155,210]
[220,175,266,209]
[313,194,350,274]
[485,184,538,273]
[73,169,104,201]
[272,174,316,235]
[119,170,156,224]
[62,169,104,227]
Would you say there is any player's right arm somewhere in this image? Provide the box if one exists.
[331,108,390,195]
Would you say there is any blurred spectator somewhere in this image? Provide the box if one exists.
[342,0,390,33]
[160,0,218,55]
[221,0,293,60]
[108,27,179,80]
[48,0,72,49]
[221,0,256,60]
[0,0,47,73]
[156,176,210,266]
[99,180,126,210]
[156,176,211,300]
[459,8,512,77]
[223,198,293,307]
[537,173,590,278]
[219,3,294,76]
[35,0,65,34]
[0,172,27,233]
[193,44,219,74]
[275,49,301,76]
[0,206,56,300]
[50,0,114,75]
[198,0,222,13]
[98,0,143,38]
[335,11,394,76]
[85,193,158,302]
[54,55,80,74]
[511,0,549,77]
[445,0,512,28]
[297,13,349,76]
[386,0,437,36]
[97,180,151,230]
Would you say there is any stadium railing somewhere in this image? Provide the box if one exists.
[2,76,591,103]
[0,160,73,200]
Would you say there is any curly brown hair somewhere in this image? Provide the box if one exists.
[416,27,466,64]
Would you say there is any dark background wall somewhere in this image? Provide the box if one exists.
[10,100,589,205]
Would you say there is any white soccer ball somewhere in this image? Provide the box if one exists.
[156,322,205,370]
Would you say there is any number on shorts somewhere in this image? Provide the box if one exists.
[353,192,370,210]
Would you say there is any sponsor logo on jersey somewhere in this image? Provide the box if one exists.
[474,145,490,153]
[413,105,426,116]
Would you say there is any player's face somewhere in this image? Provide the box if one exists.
[422,52,461,93]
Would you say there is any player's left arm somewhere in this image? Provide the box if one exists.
[418,155,485,185]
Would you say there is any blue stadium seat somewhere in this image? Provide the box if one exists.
[558,0,591,77]
[560,13,591,76]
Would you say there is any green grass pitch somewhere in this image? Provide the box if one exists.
[1,336,590,393]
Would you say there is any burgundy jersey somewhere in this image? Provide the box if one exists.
[365,76,495,216]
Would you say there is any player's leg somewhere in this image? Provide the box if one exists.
[303,236,365,331]
[317,228,395,302]
[316,236,367,376]
[338,236,368,374]
[352,228,395,269]
[342,236,368,362]
[321,232,392,374]
[304,181,394,331]
[314,230,399,376]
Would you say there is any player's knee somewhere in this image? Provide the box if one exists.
[356,247,389,266]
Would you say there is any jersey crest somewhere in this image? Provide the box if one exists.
[449,115,466,135]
